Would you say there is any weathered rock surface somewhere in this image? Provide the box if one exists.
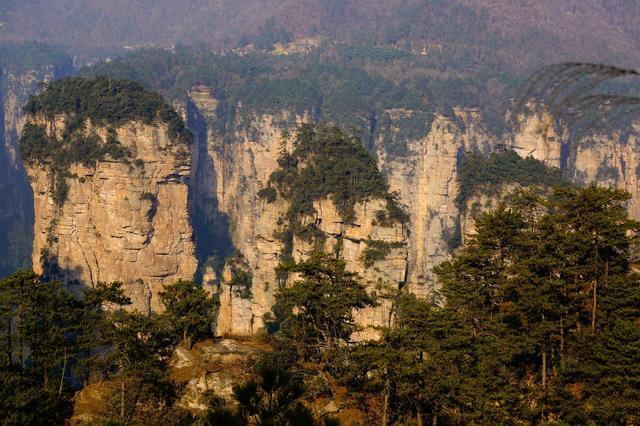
[375,108,494,298]
[71,338,371,423]
[171,339,265,412]
[24,115,197,311]
[187,90,409,337]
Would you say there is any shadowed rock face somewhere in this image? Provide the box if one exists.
[23,114,197,312]
[0,64,71,277]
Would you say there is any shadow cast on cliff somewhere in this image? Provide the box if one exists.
[187,100,237,284]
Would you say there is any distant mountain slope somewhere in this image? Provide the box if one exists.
[2,0,640,72]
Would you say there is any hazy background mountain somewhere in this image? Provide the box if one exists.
[2,0,640,72]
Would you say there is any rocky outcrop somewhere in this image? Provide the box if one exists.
[184,87,640,335]
[565,125,640,218]
[24,114,197,312]
[188,93,301,335]
[187,90,408,337]
[510,104,564,168]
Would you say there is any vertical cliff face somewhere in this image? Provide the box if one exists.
[188,90,408,337]
[21,78,197,311]
[185,85,640,336]
[375,108,494,297]
[565,126,640,218]
[510,105,564,168]
[0,58,71,276]
[188,88,300,334]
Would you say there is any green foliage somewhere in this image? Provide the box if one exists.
[359,239,403,267]
[265,124,407,268]
[19,76,191,205]
[0,273,205,424]
[98,309,178,422]
[340,44,412,63]
[269,123,391,222]
[230,269,254,299]
[0,218,33,279]
[159,280,218,348]
[0,366,73,425]
[440,222,462,252]
[0,41,71,74]
[79,47,434,136]
[596,163,620,181]
[456,150,567,212]
[429,185,640,423]
[241,16,293,50]
[257,186,277,203]
[0,270,82,422]
[203,353,313,426]
[24,76,191,143]
[269,252,375,362]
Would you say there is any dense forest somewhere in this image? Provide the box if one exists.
[3,182,639,424]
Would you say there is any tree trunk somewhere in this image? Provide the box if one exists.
[382,375,390,426]
[120,378,126,419]
[559,316,565,368]
[542,350,547,387]
[59,348,67,395]
[592,279,597,333]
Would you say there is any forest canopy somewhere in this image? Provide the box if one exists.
[23,76,190,143]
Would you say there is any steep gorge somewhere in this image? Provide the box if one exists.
[0,54,72,276]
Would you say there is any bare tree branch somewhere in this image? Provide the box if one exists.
[515,63,640,134]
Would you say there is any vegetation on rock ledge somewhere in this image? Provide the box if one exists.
[456,149,567,212]
[24,76,191,144]
[19,77,191,205]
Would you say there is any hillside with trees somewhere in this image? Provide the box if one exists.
[5,184,638,423]
[2,1,640,73]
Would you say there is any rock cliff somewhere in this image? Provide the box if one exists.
[375,108,494,298]
[187,90,408,337]
[21,78,197,311]
[16,77,640,333]
[183,87,640,336]
[0,57,71,276]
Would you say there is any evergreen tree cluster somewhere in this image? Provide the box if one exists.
[19,77,192,205]
[0,274,216,424]
[456,150,567,212]
[2,181,640,425]
[262,124,408,269]
[268,185,640,425]
[23,76,190,143]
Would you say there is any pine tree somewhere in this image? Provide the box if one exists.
[270,252,375,361]
[159,279,217,348]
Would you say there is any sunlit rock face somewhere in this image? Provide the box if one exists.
[187,86,640,335]
[24,113,197,312]
[187,90,409,338]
